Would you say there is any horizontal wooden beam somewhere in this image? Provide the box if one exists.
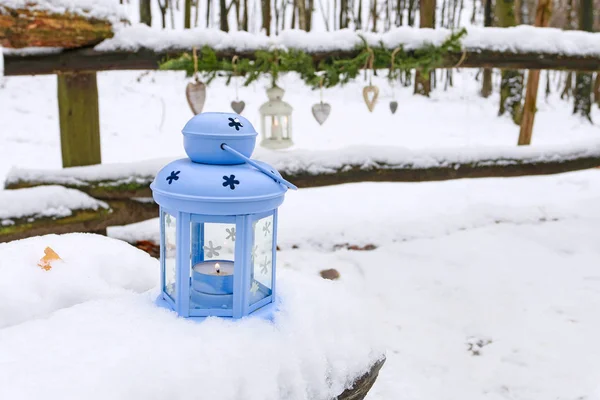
[0,199,157,243]
[4,47,600,76]
[6,145,600,198]
[0,6,115,49]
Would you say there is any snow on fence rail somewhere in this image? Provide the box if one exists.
[2,141,600,241]
[4,25,600,75]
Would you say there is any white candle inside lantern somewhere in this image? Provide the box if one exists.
[192,260,234,295]
[271,117,282,140]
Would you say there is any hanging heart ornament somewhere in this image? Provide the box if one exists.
[389,101,398,114]
[186,79,207,115]
[363,85,379,112]
[231,100,245,114]
[311,102,331,125]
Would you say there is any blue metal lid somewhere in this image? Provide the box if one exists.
[151,112,290,215]
[182,112,258,165]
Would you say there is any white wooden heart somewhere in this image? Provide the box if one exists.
[389,100,398,114]
[362,85,379,112]
[231,100,245,114]
[186,80,207,115]
[311,102,331,125]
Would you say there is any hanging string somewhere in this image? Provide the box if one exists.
[362,47,375,86]
[453,49,468,69]
[232,55,239,100]
[319,75,324,104]
[390,47,401,98]
[192,46,199,82]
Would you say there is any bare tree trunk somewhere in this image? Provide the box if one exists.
[371,0,378,31]
[317,0,331,29]
[219,0,230,30]
[194,0,201,26]
[396,0,404,26]
[481,0,493,97]
[140,0,152,26]
[243,0,249,30]
[262,0,272,34]
[414,0,436,96]
[496,0,524,124]
[407,0,416,26]
[307,0,314,30]
[594,73,600,107]
[573,0,593,121]
[340,0,349,28]
[518,0,552,146]
[234,0,241,30]
[184,0,192,27]
[169,0,176,28]
[561,72,573,99]
[296,0,307,29]
[206,0,212,27]
[357,0,363,28]
[158,0,168,28]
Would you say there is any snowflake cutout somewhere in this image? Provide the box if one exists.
[228,117,243,131]
[250,281,260,295]
[222,174,240,190]
[166,170,180,185]
[251,245,258,262]
[225,227,236,242]
[165,214,172,226]
[203,241,222,258]
[260,256,271,275]
[262,221,272,237]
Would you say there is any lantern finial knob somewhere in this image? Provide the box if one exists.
[266,86,285,101]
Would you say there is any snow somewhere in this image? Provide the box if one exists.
[0,0,129,23]
[0,233,157,329]
[8,139,600,187]
[0,186,108,224]
[96,24,600,56]
[0,234,385,400]
[2,61,600,399]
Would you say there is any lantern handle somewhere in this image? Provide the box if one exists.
[220,143,298,191]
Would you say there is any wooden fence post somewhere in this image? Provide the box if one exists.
[517,0,552,145]
[57,72,102,167]
[57,72,104,235]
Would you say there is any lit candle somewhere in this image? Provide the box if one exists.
[271,117,283,140]
[192,260,234,295]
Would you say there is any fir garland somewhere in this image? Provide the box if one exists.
[158,29,466,88]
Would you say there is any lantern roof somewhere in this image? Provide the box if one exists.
[151,112,290,215]
[259,86,293,115]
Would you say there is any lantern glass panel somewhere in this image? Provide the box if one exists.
[189,222,236,310]
[162,211,177,300]
[250,214,274,306]
[264,115,290,141]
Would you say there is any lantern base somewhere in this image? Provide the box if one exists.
[154,295,277,322]
[260,138,294,150]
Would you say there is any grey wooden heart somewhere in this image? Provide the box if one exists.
[185,80,207,115]
[311,102,331,125]
[389,101,398,114]
[231,100,245,114]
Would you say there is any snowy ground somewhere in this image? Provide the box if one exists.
[1,69,600,399]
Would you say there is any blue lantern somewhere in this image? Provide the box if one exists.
[150,112,296,320]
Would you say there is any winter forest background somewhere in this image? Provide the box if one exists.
[129,0,600,123]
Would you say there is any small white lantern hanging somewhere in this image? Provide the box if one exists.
[259,86,293,149]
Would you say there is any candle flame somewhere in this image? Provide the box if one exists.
[215,263,221,274]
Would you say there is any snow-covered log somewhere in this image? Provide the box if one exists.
[0,186,156,243]
[0,0,126,49]
[4,25,600,75]
[5,141,600,198]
